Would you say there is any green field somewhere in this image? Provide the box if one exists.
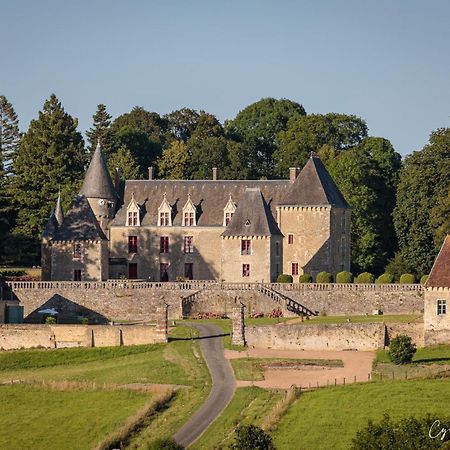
[192,387,284,450]
[0,326,210,450]
[272,379,450,450]
[230,357,343,381]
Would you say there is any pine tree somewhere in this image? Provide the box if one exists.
[9,94,86,237]
[0,95,20,175]
[86,104,112,154]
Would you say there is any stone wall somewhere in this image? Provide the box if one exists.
[6,281,423,324]
[245,322,386,351]
[424,287,450,346]
[0,324,166,350]
[385,323,424,347]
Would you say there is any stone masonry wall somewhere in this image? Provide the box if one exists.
[0,324,166,350]
[7,282,423,324]
[245,322,386,351]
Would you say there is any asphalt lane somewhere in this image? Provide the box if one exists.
[173,323,236,448]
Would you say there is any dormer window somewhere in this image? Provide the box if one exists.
[158,193,172,227]
[126,193,140,227]
[223,194,237,226]
[182,194,197,227]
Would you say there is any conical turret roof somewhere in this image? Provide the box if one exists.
[54,191,64,226]
[222,188,282,237]
[79,142,117,199]
[279,153,349,208]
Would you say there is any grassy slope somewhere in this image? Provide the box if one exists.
[0,326,211,450]
[0,384,149,450]
[272,379,450,450]
[192,387,283,450]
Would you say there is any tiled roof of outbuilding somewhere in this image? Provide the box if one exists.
[53,195,107,241]
[222,188,282,237]
[426,235,450,288]
[279,154,349,208]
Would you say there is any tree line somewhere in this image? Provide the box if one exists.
[0,94,448,278]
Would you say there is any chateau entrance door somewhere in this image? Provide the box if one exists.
[184,263,193,280]
[128,263,138,279]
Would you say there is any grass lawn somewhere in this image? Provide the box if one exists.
[373,344,450,380]
[288,314,422,325]
[0,384,150,450]
[0,325,211,449]
[231,358,343,381]
[272,379,450,450]
[192,387,283,450]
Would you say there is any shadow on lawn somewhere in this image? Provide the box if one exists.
[168,333,230,342]
[413,357,450,364]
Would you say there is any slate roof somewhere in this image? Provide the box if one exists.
[42,212,59,239]
[426,235,450,288]
[53,195,107,241]
[222,188,282,237]
[79,142,117,200]
[110,180,290,227]
[279,154,349,208]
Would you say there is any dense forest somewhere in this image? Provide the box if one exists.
[0,94,448,278]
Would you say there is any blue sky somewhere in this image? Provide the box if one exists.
[1,0,449,156]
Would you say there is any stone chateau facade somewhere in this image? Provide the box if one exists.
[41,144,351,282]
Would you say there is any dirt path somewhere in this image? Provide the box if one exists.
[225,348,375,389]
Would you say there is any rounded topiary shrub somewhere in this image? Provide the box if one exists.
[299,274,312,283]
[277,274,293,283]
[388,335,417,364]
[316,271,333,283]
[420,274,429,285]
[336,271,353,283]
[375,273,394,284]
[399,273,416,284]
[354,272,375,284]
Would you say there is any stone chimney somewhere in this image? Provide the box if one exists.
[212,167,218,180]
[148,166,154,180]
[289,167,300,183]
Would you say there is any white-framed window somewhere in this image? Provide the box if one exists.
[126,193,140,226]
[223,194,237,226]
[159,211,170,226]
[127,211,138,226]
[225,212,234,226]
[437,300,447,315]
[158,194,172,226]
[182,195,197,226]
[291,262,299,276]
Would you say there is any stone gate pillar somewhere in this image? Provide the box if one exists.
[231,303,246,346]
[155,304,169,343]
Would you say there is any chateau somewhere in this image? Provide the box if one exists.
[41,144,351,282]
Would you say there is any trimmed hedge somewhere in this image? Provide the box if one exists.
[399,273,416,284]
[299,274,312,283]
[336,271,353,283]
[375,273,394,284]
[316,271,333,283]
[354,272,375,284]
[420,274,429,285]
[277,274,293,283]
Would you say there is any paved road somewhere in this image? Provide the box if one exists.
[173,323,236,448]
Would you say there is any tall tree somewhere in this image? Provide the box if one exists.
[188,136,231,179]
[107,145,141,181]
[274,113,368,176]
[86,104,112,154]
[157,140,190,179]
[393,127,450,276]
[165,107,200,142]
[109,106,168,176]
[0,95,20,175]
[225,98,306,178]
[9,94,86,237]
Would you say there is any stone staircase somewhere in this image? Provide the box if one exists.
[256,284,318,317]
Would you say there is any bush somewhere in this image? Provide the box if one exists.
[388,335,417,364]
[80,317,89,325]
[316,271,333,283]
[298,274,312,283]
[354,272,375,283]
[230,424,275,450]
[336,271,353,283]
[276,274,293,283]
[400,273,416,284]
[147,438,184,450]
[420,274,429,285]
[45,316,56,324]
[351,414,450,449]
[375,273,394,284]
